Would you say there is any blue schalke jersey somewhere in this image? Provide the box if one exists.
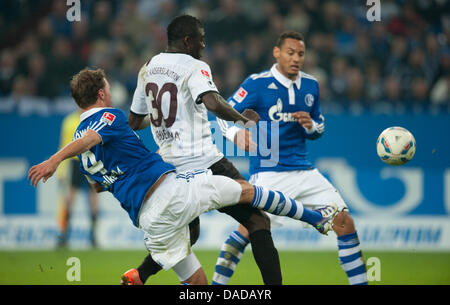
[223,65,325,174]
[74,108,175,226]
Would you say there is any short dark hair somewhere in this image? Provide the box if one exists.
[70,68,106,109]
[167,14,203,45]
[276,31,304,48]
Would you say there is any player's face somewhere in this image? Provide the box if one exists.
[273,38,305,80]
[189,26,206,59]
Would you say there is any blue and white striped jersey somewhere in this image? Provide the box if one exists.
[219,64,324,174]
[75,107,175,226]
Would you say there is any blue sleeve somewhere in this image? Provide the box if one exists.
[217,76,260,141]
[305,81,325,140]
[226,76,259,112]
[89,109,128,145]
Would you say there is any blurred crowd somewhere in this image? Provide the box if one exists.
[0,0,449,115]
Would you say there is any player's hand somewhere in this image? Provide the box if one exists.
[241,109,260,125]
[292,111,313,129]
[28,159,58,187]
[234,129,257,152]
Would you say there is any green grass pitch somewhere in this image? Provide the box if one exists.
[1,250,449,285]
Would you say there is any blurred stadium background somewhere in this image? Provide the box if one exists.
[0,0,449,285]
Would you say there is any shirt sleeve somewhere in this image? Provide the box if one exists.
[219,76,259,141]
[187,61,219,103]
[227,76,258,112]
[304,81,325,139]
[130,66,150,115]
[88,110,127,145]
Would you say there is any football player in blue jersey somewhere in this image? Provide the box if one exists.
[214,31,368,285]
[28,68,339,285]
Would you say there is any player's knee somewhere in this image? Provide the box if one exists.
[243,211,270,233]
[332,210,355,236]
[181,268,207,285]
[175,253,206,285]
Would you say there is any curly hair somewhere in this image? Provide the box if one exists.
[70,68,106,108]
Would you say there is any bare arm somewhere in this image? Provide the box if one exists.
[201,92,260,125]
[28,129,101,187]
[128,112,150,131]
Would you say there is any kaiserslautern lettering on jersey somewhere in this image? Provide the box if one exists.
[131,53,223,172]
[75,107,175,226]
[219,64,325,174]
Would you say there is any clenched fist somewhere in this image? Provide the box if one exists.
[241,109,260,125]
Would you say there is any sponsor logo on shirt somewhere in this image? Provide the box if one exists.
[101,112,116,125]
[233,87,248,103]
[268,99,297,122]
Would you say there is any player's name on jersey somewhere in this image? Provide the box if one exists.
[145,66,180,82]
[101,167,124,187]
[154,128,180,142]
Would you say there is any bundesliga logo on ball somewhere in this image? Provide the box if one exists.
[376,126,416,165]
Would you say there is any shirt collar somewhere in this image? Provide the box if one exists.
[270,64,301,89]
[80,107,113,121]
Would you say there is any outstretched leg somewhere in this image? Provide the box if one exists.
[213,179,338,285]
[238,181,336,229]
[124,169,334,285]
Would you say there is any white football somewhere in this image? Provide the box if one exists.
[376,126,416,165]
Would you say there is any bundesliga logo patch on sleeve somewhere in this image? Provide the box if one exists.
[233,87,248,103]
[201,69,210,78]
[101,112,116,125]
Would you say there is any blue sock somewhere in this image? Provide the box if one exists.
[250,186,322,225]
[250,186,302,219]
[337,232,368,285]
[299,208,323,225]
[212,231,249,285]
